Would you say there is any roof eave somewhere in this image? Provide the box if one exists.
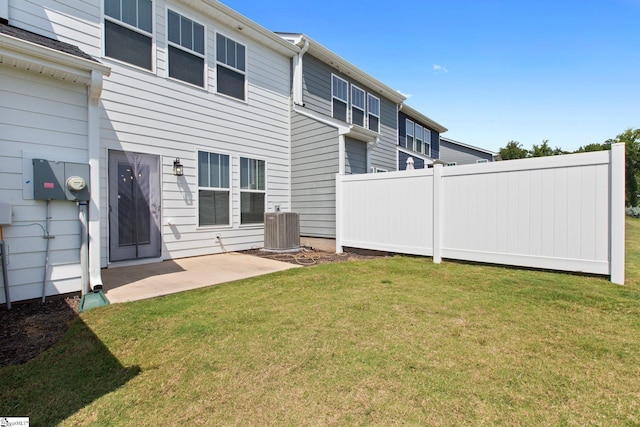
[284,33,406,104]
[401,104,448,133]
[184,1,299,57]
[0,32,110,85]
[440,136,497,156]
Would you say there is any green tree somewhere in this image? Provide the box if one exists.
[499,140,529,160]
[608,128,640,206]
[530,140,554,157]
[575,142,611,153]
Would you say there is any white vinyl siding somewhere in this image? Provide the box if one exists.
[0,66,89,303]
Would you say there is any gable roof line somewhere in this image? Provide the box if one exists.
[400,103,448,133]
[440,136,497,156]
[278,32,406,104]
[181,0,299,57]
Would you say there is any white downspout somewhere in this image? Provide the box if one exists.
[292,38,309,106]
[366,136,380,173]
[78,201,89,295]
[338,133,346,175]
[88,70,105,290]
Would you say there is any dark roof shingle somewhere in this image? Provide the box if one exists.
[0,22,98,63]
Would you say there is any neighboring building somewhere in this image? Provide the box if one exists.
[397,104,448,170]
[1,1,459,304]
[439,137,498,165]
[278,33,406,247]
[0,0,299,303]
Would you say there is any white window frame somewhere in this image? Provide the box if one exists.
[215,32,247,101]
[351,85,365,127]
[166,8,206,88]
[367,94,381,133]
[415,124,424,154]
[197,150,231,228]
[406,119,415,151]
[424,128,432,157]
[103,0,155,71]
[331,74,349,121]
[239,156,267,226]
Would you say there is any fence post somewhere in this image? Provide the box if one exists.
[335,173,344,254]
[610,143,625,284]
[433,164,442,264]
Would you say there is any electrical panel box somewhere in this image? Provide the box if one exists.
[32,159,90,201]
[0,202,12,225]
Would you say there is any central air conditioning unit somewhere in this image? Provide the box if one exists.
[264,211,300,251]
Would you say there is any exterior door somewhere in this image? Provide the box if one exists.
[109,151,161,262]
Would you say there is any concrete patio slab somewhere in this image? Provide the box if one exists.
[101,252,300,303]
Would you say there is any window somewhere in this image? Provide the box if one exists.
[424,128,432,156]
[240,157,265,224]
[198,151,230,226]
[351,85,365,127]
[367,94,380,132]
[104,0,153,70]
[406,119,415,151]
[332,74,348,121]
[167,10,205,87]
[216,33,246,100]
[415,125,423,153]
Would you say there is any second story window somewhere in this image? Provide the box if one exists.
[104,0,153,70]
[351,86,365,127]
[332,75,348,122]
[216,33,246,100]
[424,128,432,156]
[167,10,205,87]
[415,124,424,153]
[367,94,380,132]
[406,119,415,151]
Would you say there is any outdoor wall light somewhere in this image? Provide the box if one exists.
[173,158,184,176]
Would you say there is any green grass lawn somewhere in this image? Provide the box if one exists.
[2,220,640,426]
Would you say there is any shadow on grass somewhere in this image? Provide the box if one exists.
[0,313,140,425]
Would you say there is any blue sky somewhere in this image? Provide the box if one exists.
[221,0,639,153]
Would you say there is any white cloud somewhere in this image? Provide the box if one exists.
[397,90,413,99]
[433,64,448,73]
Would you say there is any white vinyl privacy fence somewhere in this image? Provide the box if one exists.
[336,144,625,284]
